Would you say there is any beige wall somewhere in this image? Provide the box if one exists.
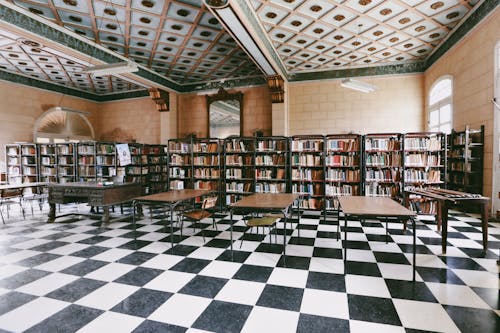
[424,8,500,197]
[288,74,425,135]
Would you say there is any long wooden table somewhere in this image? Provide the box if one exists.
[48,182,141,224]
[338,196,417,281]
[0,182,48,191]
[229,193,300,263]
[132,189,209,249]
[406,188,490,254]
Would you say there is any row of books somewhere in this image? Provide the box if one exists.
[255,168,285,180]
[225,140,249,152]
[78,156,94,165]
[225,155,253,166]
[325,184,360,196]
[193,142,219,153]
[169,167,189,178]
[326,139,359,152]
[96,156,115,165]
[225,169,253,179]
[325,155,359,166]
[41,156,56,165]
[404,170,441,183]
[97,144,115,154]
[365,169,400,182]
[39,146,56,155]
[40,166,56,176]
[292,183,324,196]
[326,169,360,182]
[149,165,167,173]
[291,154,322,167]
[256,140,287,152]
[404,153,441,166]
[292,169,323,181]
[364,184,399,197]
[255,155,286,166]
[96,167,117,177]
[291,140,323,152]
[194,180,218,190]
[21,156,37,165]
[226,181,252,193]
[404,137,441,151]
[365,138,401,151]
[170,154,190,166]
[58,156,74,165]
[365,153,402,167]
[168,142,190,153]
[21,146,36,155]
[194,168,220,179]
[255,182,286,193]
[78,145,95,154]
[193,155,219,166]
[77,166,95,177]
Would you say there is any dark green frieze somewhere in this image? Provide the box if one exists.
[236,1,289,78]
[182,75,267,93]
[291,62,426,82]
[96,90,150,102]
[425,0,500,68]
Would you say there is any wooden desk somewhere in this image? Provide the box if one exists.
[229,193,300,262]
[338,196,417,281]
[406,188,490,254]
[132,189,209,248]
[48,182,141,224]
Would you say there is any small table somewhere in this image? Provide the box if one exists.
[132,189,209,248]
[229,193,300,262]
[406,188,490,254]
[48,182,141,224]
[338,196,417,281]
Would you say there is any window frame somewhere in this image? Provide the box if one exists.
[428,75,453,134]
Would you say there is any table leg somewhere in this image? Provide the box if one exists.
[132,201,137,248]
[412,217,416,282]
[170,205,174,251]
[283,215,287,267]
[47,203,56,223]
[480,202,489,253]
[344,214,348,263]
[101,206,110,225]
[436,201,442,232]
[230,209,233,261]
[441,203,448,254]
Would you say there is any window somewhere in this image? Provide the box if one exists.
[33,107,94,143]
[428,77,453,133]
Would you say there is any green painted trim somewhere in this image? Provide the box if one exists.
[291,62,426,82]
[426,0,500,68]
[95,90,150,102]
[181,76,267,92]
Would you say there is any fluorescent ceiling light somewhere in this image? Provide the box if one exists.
[83,61,138,76]
[51,106,90,115]
[341,78,376,93]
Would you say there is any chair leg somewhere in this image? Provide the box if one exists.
[0,207,5,224]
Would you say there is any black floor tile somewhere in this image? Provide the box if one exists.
[202,239,233,249]
[277,255,310,270]
[418,237,446,246]
[306,272,346,292]
[24,304,102,333]
[345,261,381,277]
[288,237,316,246]
[415,267,465,285]
[255,243,284,254]
[164,245,198,256]
[16,253,61,267]
[342,240,371,250]
[117,252,157,265]
[41,232,74,240]
[77,236,112,245]
[471,287,500,310]
[398,244,433,254]
[169,258,211,274]
[179,275,228,298]
[159,235,188,245]
[0,291,36,316]
[297,313,350,333]
[439,256,486,270]
[118,240,153,250]
[316,231,339,239]
[444,305,500,333]
[233,264,273,283]
[111,288,172,318]
[312,247,343,259]
[114,267,163,286]
[348,294,401,326]
[29,241,69,252]
[61,259,109,276]
[216,250,251,263]
[0,269,51,289]
[385,279,437,302]
[46,278,106,303]
[192,300,252,332]
[132,320,187,333]
[71,246,109,258]
[458,247,497,259]
[256,284,304,312]
[373,251,410,265]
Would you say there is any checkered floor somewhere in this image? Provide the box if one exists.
[0,203,498,333]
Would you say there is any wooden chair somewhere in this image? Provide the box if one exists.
[239,206,292,248]
[0,188,25,224]
[180,196,218,242]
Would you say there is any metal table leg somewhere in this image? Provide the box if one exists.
[412,217,416,282]
[230,209,233,261]
[132,200,137,248]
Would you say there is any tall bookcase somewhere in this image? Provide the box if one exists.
[39,144,57,183]
[223,137,255,205]
[254,136,288,194]
[20,143,38,184]
[363,133,403,199]
[325,134,362,210]
[5,144,21,184]
[404,132,446,214]
[290,135,325,210]
[126,143,149,193]
[56,143,76,183]
[448,125,484,194]
[96,142,117,183]
[144,144,168,193]
[77,141,96,182]
[168,138,192,191]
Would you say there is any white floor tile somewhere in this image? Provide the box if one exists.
[0,297,68,332]
[473,258,500,273]
[244,252,281,267]
[99,229,131,237]
[94,237,131,248]
[140,254,183,270]
[368,242,403,253]
[188,247,225,260]
[267,267,308,288]
[451,269,500,288]
[148,293,211,327]
[446,238,483,249]
[349,320,406,333]
[0,264,28,279]
[76,311,142,333]
[76,282,139,310]
[139,242,171,254]
[407,254,447,268]
[241,306,299,333]
[34,255,85,272]
[393,299,460,333]
[215,279,265,305]
[237,240,261,252]
[309,257,344,274]
[300,289,349,319]
[426,245,467,257]
[57,233,94,243]
[47,243,89,255]
[285,244,314,257]
[144,270,195,293]
[345,274,391,298]
[84,262,135,282]
[346,249,376,263]
[314,238,343,249]
[426,282,490,309]
[199,260,241,279]
[16,272,78,296]
[10,238,50,250]
[377,263,421,282]
[91,248,134,262]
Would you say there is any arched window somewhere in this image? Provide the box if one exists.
[428,76,453,133]
[34,107,95,143]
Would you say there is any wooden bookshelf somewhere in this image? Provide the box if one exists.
[447,125,484,194]
[77,141,96,182]
[254,136,289,194]
[126,143,148,193]
[325,134,362,210]
[95,142,117,183]
[192,138,221,206]
[38,143,57,183]
[144,144,168,193]
[404,132,446,215]
[168,138,192,191]
[363,133,403,199]
[223,137,255,205]
[56,143,76,183]
[20,143,38,185]
[290,135,325,210]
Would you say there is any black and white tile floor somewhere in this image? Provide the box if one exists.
[0,205,498,333]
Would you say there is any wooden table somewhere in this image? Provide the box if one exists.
[0,182,48,191]
[48,182,141,224]
[406,188,490,254]
[338,196,417,281]
[229,193,300,262]
[132,189,209,249]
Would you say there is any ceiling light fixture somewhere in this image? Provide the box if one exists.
[51,106,91,115]
[83,61,138,76]
[340,78,376,93]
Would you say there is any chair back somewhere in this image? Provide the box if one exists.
[202,196,218,210]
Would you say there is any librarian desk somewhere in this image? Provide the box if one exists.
[229,193,300,263]
[47,182,141,224]
[132,189,210,249]
[406,188,490,254]
[338,196,417,281]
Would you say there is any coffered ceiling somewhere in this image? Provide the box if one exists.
[0,0,496,100]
